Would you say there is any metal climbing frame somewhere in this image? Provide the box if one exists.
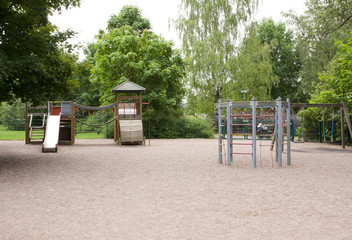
[217,97,291,167]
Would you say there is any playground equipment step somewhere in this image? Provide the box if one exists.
[31,126,45,129]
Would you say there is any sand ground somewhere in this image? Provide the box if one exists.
[0,139,352,239]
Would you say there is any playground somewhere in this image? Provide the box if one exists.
[1,138,352,239]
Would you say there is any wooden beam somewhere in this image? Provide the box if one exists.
[115,93,119,143]
[25,102,29,144]
[139,92,143,120]
[71,102,75,144]
[118,96,140,100]
[27,105,47,110]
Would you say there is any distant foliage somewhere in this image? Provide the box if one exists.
[0,99,25,130]
[312,35,352,111]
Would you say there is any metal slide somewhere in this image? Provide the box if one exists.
[42,113,61,153]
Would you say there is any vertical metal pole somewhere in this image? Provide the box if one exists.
[275,105,278,162]
[302,110,305,142]
[277,97,282,167]
[340,107,345,149]
[227,99,232,165]
[251,97,257,168]
[287,98,291,166]
[218,100,222,164]
[331,118,334,142]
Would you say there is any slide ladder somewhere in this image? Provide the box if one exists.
[29,114,46,142]
[42,113,61,152]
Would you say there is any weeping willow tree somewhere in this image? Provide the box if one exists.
[176,0,258,114]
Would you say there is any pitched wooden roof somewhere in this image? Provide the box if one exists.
[111,80,146,93]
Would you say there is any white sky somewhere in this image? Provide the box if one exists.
[50,0,307,58]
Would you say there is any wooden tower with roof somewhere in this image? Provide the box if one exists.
[112,80,146,145]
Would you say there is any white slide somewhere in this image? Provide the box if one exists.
[42,113,61,153]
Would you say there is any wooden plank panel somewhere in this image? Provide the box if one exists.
[119,120,144,143]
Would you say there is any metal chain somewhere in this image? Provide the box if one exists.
[74,116,117,127]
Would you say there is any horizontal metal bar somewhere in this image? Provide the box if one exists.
[231,152,253,155]
[291,103,341,108]
[232,134,252,136]
[231,143,252,145]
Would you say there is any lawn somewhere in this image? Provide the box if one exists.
[0,125,25,140]
[0,125,106,140]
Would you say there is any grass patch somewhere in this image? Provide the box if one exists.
[0,125,25,140]
[0,125,107,140]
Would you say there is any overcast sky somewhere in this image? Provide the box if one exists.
[50,0,307,57]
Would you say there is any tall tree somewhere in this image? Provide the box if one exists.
[0,0,80,104]
[176,0,258,114]
[226,22,277,102]
[312,34,352,110]
[90,6,187,110]
[284,0,352,99]
[257,18,302,102]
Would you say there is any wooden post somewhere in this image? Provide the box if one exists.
[139,92,143,120]
[25,102,29,144]
[71,102,75,144]
[115,92,119,144]
[341,107,345,149]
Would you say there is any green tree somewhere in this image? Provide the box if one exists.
[64,60,100,106]
[176,0,258,114]
[226,22,277,102]
[90,6,187,111]
[257,18,302,102]
[0,0,80,104]
[284,0,352,98]
[107,6,151,33]
[0,99,25,130]
[312,35,352,110]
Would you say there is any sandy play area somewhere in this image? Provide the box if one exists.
[0,138,352,239]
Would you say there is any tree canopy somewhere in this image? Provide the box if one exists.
[312,34,352,110]
[257,18,302,102]
[284,0,352,97]
[176,0,258,114]
[226,22,277,102]
[89,6,187,111]
[0,0,80,104]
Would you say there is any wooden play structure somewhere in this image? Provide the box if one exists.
[25,101,75,152]
[112,80,146,145]
[25,80,149,152]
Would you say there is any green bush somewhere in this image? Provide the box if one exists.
[146,108,215,139]
[102,107,215,139]
[184,117,215,138]
[75,111,114,137]
[0,99,25,130]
